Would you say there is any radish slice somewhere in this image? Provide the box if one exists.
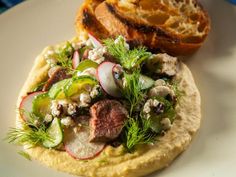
[88,33,103,48]
[19,91,44,122]
[97,62,122,97]
[72,50,80,69]
[64,125,105,160]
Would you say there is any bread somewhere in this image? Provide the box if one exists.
[75,0,210,56]
[75,0,110,39]
[17,41,201,177]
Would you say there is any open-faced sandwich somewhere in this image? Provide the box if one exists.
[6,35,201,177]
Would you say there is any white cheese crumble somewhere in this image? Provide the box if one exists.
[79,93,91,107]
[51,100,61,117]
[143,103,151,113]
[148,85,175,98]
[90,85,100,98]
[143,98,161,114]
[61,117,75,127]
[154,79,166,86]
[45,114,53,123]
[161,118,172,130]
[67,103,77,115]
[88,47,107,64]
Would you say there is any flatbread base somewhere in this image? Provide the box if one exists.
[16,45,201,177]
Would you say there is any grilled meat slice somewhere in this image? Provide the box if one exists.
[89,99,128,142]
[43,67,71,91]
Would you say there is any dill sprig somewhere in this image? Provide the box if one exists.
[32,81,47,92]
[54,42,74,70]
[103,37,151,70]
[122,71,145,116]
[171,81,184,102]
[5,122,53,147]
[18,151,31,161]
[123,116,155,152]
[6,109,53,147]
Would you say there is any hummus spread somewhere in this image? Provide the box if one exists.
[16,38,201,177]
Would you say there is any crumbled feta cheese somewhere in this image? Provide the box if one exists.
[143,99,161,116]
[61,117,75,127]
[152,99,159,107]
[45,114,53,123]
[148,85,175,99]
[79,93,91,107]
[90,85,100,98]
[88,47,106,64]
[51,100,62,117]
[67,103,77,115]
[154,79,166,86]
[161,118,172,130]
[143,103,151,113]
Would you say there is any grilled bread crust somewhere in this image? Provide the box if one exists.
[75,0,210,56]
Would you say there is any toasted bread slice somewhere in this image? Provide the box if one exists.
[75,0,110,39]
[75,0,210,56]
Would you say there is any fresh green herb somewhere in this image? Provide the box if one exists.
[32,81,47,92]
[155,96,176,122]
[171,81,184,102]
[18,108,43,125]
[54,42,74,70]
[18,150,31,161]
[5,119,53,147]
[123,116,155,152]
[98,158,109,164]
[6,109,54,147]
[103,37,151,70]
[122,71,145,115]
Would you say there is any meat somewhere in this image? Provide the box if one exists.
[89,99,128,142]
[43,67,71,91]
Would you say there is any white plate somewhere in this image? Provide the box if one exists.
[0,0,236,177]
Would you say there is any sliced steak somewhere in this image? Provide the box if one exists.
[43,67,71,91]
[89,99,128,142]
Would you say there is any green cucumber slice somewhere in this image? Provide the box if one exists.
[48,79,71,99]
[65,76,97,97]
[32,93,51,119]
[43,118,63,148]
[76,59,98,73]
[139,75,154,90]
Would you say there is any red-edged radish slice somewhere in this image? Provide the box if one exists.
[88,33,103,48]
[64,125,105,160]
[19,91,44,122]
[97,62,122,97]
[72,50,80,69]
